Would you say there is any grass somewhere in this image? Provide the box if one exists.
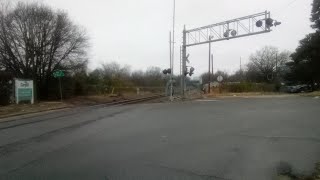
[300,91,320,97]
[0,92,158,120]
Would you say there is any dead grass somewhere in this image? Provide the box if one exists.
[0,92,158,119]
[0,102,71,119]
[205,92,289,98]
[300,91,320,97]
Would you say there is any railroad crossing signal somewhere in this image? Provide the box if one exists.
[180,11,281,98]
[163,68,172,75]
[189,67,195,76]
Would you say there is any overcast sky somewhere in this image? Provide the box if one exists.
[22,0,314,75]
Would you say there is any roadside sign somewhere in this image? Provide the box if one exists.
[217,75,224,82]
[15,79,34,104]
[53,70,65,78]
[53,70,64,101]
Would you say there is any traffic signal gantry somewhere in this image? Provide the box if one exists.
[180,11,281,98]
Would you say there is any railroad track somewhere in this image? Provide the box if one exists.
[0,94,165,130]
[97,94,165,106]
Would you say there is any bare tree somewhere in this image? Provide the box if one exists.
[144,66,164,87]
[0,2,88,99]
[247,46,290,82]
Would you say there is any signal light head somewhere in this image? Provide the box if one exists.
[162,68,171,75]
[266,18,274,27]
[256,20,263,27]
[223,31,229,38]
[231,30,237,37]
[189,67,195,76]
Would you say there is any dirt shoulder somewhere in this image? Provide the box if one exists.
[204,92,294,98]
[0,102,71,120]
[200,91,320,99]
[0,93,158,120]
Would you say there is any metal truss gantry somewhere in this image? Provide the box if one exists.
[181,11,277,97]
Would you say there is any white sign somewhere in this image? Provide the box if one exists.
[217,75,224,82]
[15,79,34,104]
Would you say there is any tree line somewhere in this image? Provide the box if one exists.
[0,0,319,104]
[202,0,320,89]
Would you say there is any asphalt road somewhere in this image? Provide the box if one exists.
[0,96,319,180]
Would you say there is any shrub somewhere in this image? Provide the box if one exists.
[222,82,276,93]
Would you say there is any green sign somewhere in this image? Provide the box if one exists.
[18,89,33,101]
[53,70,65,78]
[15,79,34,104]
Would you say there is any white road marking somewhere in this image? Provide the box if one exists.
[196,99,221,102]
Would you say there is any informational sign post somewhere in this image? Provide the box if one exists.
[15,79,34,104]
[53,70,65,101]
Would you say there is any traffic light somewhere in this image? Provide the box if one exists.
[256,20,263,27]
[184,68,188,76]
[266,18,274,27]
[230,30,237,37]
[223,31,229,38]
[162,68,172,75]
[189,67,195,76]
[256,18,281,28]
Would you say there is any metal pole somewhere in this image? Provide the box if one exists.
[181,26,187,98]
[211,54,214,79]
[59,77,62,101]
[240,57,242,72]
[170,0,175,101]
[172,0,175,75]
[275,52,278,79]
[240,57,242,81]
[169,32,173,101]
[180,46,182,89]
[208,36,212,93]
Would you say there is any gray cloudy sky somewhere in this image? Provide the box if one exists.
[27,0,314,75]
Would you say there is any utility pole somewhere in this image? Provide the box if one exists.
[208,36,212,93]
[240,57,242,72]
[240,57,242,81]
[169,32,173,101]
[180,46,182,87]
[211,54,214,78]
[170,0,175,101]
[172,0,175,75]
[275,52,278,79]
[181,26,187,97]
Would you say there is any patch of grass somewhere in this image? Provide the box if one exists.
[222,82,276,93]
[300,91,320,97]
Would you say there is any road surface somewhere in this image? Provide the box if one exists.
[0,96,319,180]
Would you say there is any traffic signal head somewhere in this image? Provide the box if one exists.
[162,69,168,75]
[266,18,274,27]
[162,68,171,75]
[189,67,195,76]
[230,30,237,37]
[184,68,189,76]
[256,20,263,27]
[223,31,229,38]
